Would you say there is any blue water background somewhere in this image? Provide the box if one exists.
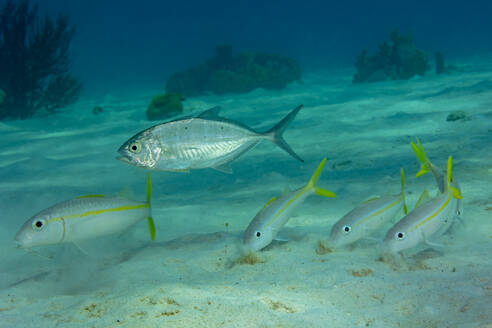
[39,0,492,96]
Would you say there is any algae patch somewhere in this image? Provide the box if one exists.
[231,252,265,266]
[315,241,333,255]
[349,268,373,277]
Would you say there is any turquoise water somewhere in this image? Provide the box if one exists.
[1,1,492,327]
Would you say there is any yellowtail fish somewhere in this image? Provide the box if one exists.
[15,174,156,249]
[384,156,462,253]
[411,138,463,220]
[329,168,408,248]
[243,158,336,252]
[117,105,304,173]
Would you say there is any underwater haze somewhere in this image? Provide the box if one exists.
[0,0,491,327]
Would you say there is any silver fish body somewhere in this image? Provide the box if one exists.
[330,194,405,247]
[243,158,336,252]
[15,196,151,248]
[383,189,457,253]
[117,105,303,172]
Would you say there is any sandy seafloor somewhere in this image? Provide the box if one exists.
[0,57,491,328]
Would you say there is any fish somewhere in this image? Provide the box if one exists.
[383,156,462,253]
[329,168,407,248]
[117,105,304,173]
[15,174,156,249]
[411,138,463,221]
[243,158,336,252]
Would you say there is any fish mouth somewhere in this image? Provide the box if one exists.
[116,155,132,164]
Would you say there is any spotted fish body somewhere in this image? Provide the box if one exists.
[15,175,155,248]
[384,156,462,253]
[329,169,407,248]
[117,105,304,172]
[243,158,336,252]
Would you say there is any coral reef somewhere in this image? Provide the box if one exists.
[146,93,184,121]
[353,29,429,83]
[0,0,82,119]
[446,110,469,122]
[166,45,301,96]
[92,106,104,115]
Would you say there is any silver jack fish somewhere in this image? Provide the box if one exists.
[384,156,462,253]
[117,105,304,173]
[243,158,336,252]
[15,174,156,249]
[329,168,408,248]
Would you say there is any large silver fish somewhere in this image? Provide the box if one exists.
[117,105,304,172]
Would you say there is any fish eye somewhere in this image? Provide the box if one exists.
[255,231,261,238]
[129,142,141,153]
[395,232,405,240]
[456,210,461,215]
[32,219,46,231]
[343,225,351,233]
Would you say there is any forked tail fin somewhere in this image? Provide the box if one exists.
[264,105,304,162]
[400,168,408,215]
[306,158,336,198]
[411,138,446,193]
[146,173,156,241]
[446,156,462,200]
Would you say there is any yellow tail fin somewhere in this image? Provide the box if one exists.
[400,168,408,215]
[306,158,336,198]
[145,173,156,240]
[146,173,152,203]
[411,139,430,177]
[147,217,156,241]
[447,156,463,200]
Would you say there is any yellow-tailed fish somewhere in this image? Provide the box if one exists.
[411,138,463,220]
[243,158,336,252]
[329,168,407,248]
[15,174,155,248]
[384,156,462,253]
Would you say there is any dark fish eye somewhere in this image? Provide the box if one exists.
[396,232,405,240]
[32,219,46,231]
[457,210,461,215]
[256,231,261,238]
[343,225,351,233]
[129,142,141,153]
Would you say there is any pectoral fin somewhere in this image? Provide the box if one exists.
[212,163,233,174]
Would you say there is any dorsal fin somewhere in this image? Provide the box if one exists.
[414,189,431,209]
[263,197,277,208]
[198,106,221,119]
[281,185,291,195]
[117,186,135,200]
[361,195,380,204]
[76,194,105,199]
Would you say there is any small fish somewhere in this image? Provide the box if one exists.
[329,168,407,248]
[15,174,156,249]
[384,156,462,253]
[243,158,336,252]
[117,105,304,173]
[411,138,463,221]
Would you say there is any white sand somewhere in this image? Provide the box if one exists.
[0,57,491,328]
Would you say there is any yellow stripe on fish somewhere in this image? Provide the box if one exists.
[48,203,150,223]
[243,158,335,252]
